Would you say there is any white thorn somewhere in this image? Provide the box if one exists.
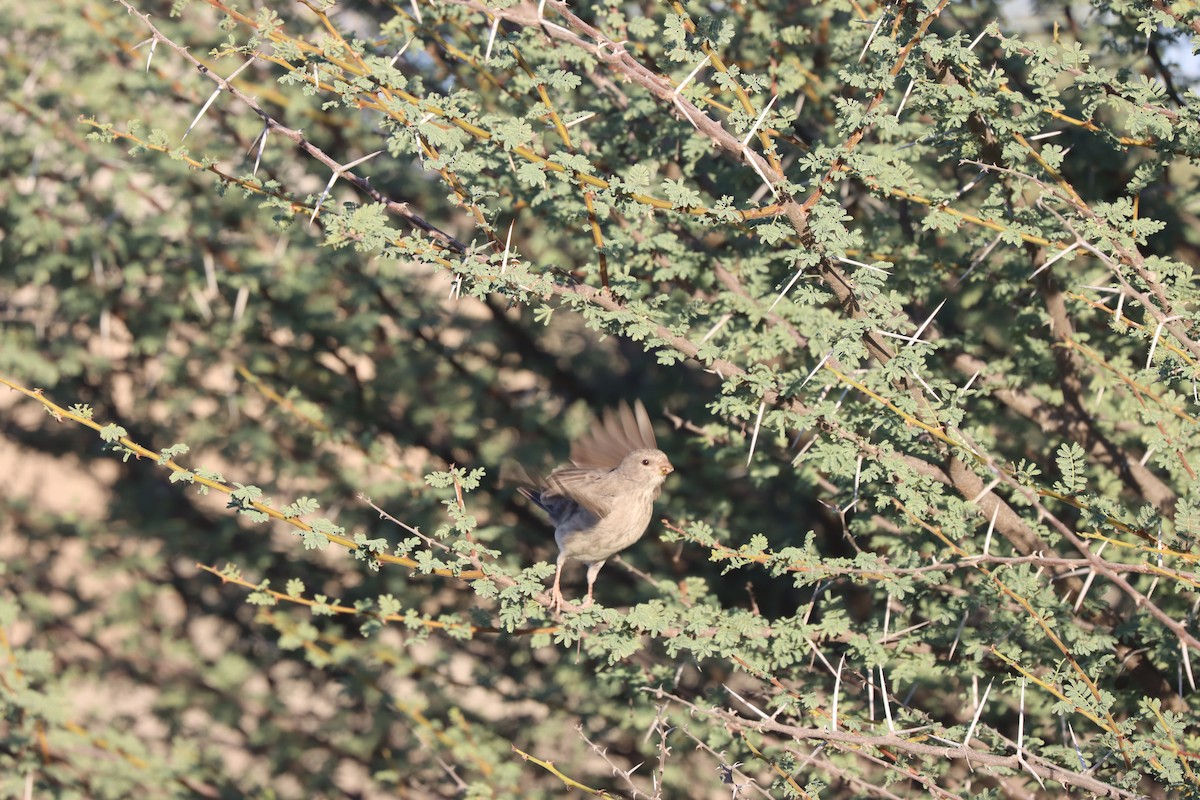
[908,298,946,346]
[852,455,863,505]
[183,88,222,141]
[743,147,778,197]
[1183,638,1196,693]
[804,637,836,677]
[233,285,249,323]
[876,330,923,344]
[673,53,711,96]
[948,609,968,661]
[391,38,414,66]
[1066,721,1088,770]
[908,369,939,400]
[970,477,1001,507]
[501,220,515,274]
[968,25,990,51]
[183,59,254,141]
[741,95,778,147]
[831,654,845,732]
[955,169,989,199]
[189,285,212,321]
[203,250,218,296]
[484,16,501,62]
[982,504,998,556]
[310,171,339,225]
[961,678,993,748]
[879,665,895,733]
[251,123,269,177]
[800,351,831,389]
[957,233,1003,285]
[1072,541,1106,613]
[1029,241,1080,280]
[540,20,572,37]
[746,399,767,466]
[698,312,732,345]
[342,149,384,171]
[859,14,886,62]
[895,78,915,118]
[672,96,702,131]
[1147,315,1183,369]
[769,265,806,311]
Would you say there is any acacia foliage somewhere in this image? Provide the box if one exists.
[2,0,1200,796]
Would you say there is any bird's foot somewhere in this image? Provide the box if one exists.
[548,592,595,615]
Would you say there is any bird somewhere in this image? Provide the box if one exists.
[517,400,673,613]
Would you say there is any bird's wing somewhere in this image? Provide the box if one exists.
[543,466,624,517]
[569,399,658,469]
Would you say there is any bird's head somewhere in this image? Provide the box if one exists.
[620,448,674,484]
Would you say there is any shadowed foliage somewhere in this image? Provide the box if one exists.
[2,0,1200,797]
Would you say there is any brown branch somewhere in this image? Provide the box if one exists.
[946,348,1179,514]
[112,0,466,250]
[647,689,1140,799]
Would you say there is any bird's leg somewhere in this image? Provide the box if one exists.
[582,560,606,608]
[551,552,568,613]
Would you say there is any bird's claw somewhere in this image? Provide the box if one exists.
[548,590,595,615]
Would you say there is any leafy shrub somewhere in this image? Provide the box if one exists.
[2,0,1199,796]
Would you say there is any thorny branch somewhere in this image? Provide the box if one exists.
[646,688,1141,799]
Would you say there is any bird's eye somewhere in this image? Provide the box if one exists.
[642,458,650,466]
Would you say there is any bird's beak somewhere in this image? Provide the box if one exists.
[661,463,674,476]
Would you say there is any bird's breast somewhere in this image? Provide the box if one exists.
[556,493,656,563]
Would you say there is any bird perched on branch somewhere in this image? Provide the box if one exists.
[517,400,673,613]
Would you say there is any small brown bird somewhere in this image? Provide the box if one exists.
[518,400,673,612]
